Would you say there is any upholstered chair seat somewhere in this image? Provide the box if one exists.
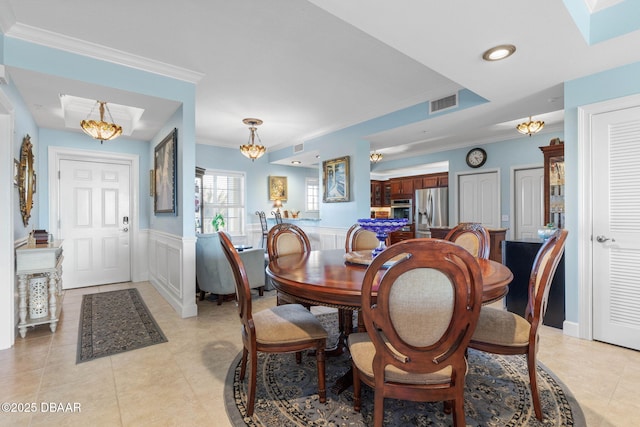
[348,333,454,385]
[472,307,531,347]
[253,304,328,345]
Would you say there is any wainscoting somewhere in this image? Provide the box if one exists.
[147,229,197,318]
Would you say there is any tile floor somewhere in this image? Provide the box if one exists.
[1,281,639,426]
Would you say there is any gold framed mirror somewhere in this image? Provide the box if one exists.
[18,134,35,227]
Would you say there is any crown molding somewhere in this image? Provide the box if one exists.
[0,1,16,34]
[5,23,204,84]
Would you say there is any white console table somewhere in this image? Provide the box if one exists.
[15,240,64,338]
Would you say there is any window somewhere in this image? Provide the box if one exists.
[305,177,319,212]
[201,170,245,235]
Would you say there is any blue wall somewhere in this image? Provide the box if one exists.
[3,71,40,240]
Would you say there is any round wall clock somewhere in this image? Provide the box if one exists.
[466,147,487,168]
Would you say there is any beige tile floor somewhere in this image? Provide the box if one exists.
[1,281,639,427]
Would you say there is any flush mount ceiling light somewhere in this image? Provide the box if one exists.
[482,44,516,61]
[80,101,123,143]
[370,152,383,163]
[516,116,545,136]
[239,118,266,161]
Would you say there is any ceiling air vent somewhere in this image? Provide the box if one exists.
[430,93,458,113]
[293,143,304,153]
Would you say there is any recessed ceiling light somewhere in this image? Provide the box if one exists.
[291,160,301,165]
[482,44,516,61]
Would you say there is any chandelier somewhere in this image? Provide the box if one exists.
[80,101,123,143]
[370,152,383,163]
[240,118,266,161]
[516,116,545,136]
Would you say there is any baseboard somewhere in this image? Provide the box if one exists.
[562,320,580,338]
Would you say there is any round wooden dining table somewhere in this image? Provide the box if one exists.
[266,248,514,310]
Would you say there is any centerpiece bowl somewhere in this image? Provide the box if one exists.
[357,218,408,257]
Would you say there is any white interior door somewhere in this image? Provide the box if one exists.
[59,159,131,288]
[458,171,500,228]
[514,167,544,239]
[592,106,640,351]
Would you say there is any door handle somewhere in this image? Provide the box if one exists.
[596,235,615,243]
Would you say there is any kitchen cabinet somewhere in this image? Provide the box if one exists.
[383,182,391,206]
[390,177,414,197]
[503,239,565,328]
[421,176,438,188]
[389,224,414,244]
[540,141,564,228]
[370,180,390,207]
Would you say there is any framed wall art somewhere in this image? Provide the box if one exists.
[269,175,288,201]
[322,156,350,203]
[154,128,178,214]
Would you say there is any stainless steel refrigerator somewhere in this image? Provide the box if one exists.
[415,188,448,238]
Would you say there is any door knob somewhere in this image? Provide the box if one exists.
[596,235,614,243]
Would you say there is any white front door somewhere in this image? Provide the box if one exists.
[59,159,131,288]
[514,167,544,239]
[592,106,640,351]
[458,171,500,228]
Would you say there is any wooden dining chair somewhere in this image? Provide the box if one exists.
[444,222,490,259]
[348,238,483,427]
[218,231,327,417]
[267,223,310,259]
[255,210,269,249]
[468,229,568,421]
[345,223,386,253]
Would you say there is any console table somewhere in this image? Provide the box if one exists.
[15,240,64,338]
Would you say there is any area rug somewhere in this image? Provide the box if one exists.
[224,314,585,426]
[77,288,167,363]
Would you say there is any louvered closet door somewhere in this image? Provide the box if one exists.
[593,106,640,351]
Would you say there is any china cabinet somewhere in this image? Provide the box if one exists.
[540,141,565,229]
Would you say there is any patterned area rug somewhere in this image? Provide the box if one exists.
[224,313,585,426]
[77,288,167,363]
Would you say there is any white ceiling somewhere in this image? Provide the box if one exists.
[2,0,640,170]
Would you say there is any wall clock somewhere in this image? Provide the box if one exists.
[466,147,487,168]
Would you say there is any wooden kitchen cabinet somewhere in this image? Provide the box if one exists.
[370,180,391,206]
[389,224,414,244]
[390,177,414,197]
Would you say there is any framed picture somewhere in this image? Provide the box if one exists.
[154,128,178,214]
[269,175,288,201]
[322,156,350,203]
[13,159,19,186]
[149,170,155,197]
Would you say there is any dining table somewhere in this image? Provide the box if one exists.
[267,248,513,310]
[266,248,514,393]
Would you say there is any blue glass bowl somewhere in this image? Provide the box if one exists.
[538,227,557,241]
[357,218,408,256]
